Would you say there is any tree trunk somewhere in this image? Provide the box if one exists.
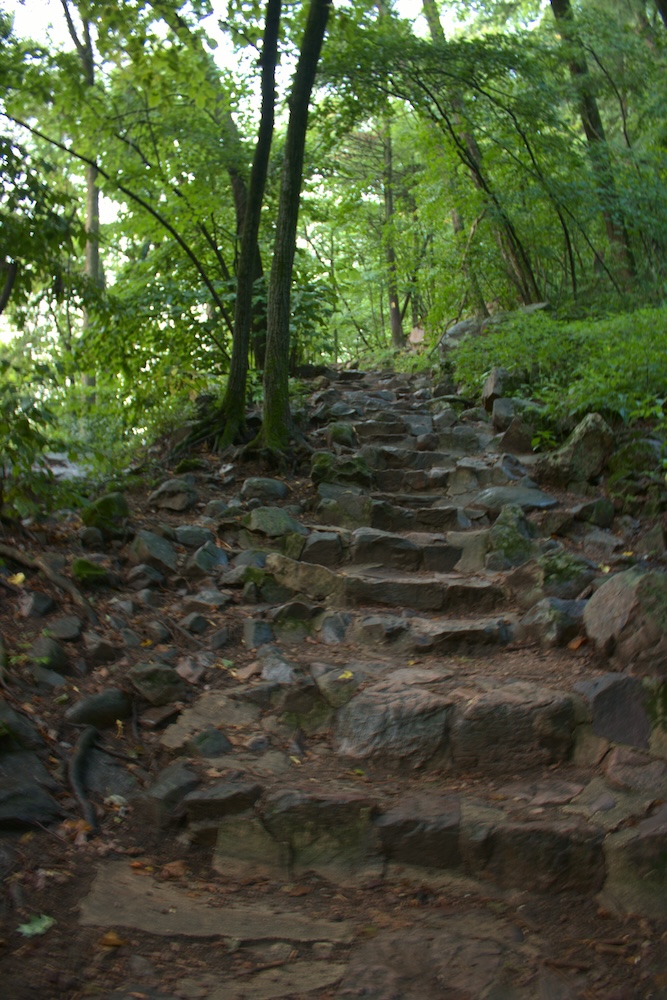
[656,0,667,28]
[421,0,541,304]
[383,126,404,348]
[258,0,332,453]
[217,0,281,446]
[549,0,635,278]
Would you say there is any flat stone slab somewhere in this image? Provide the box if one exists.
[176,962,349,1000]
[80,860,354,943]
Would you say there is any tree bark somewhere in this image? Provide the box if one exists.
[258,0,332,453]
[421,0,541,304]
[0,260,18,316]
[549,0,635,278]
[383,126,405,348]
[216,0,281,446]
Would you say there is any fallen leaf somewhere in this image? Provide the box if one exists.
[160,860,188,879]
[8,573,25,585]
[98,930,127,948]
[567,636,588,650]
[17,914,55,937]
[140,639,153,647]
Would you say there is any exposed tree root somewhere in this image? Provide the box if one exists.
[67,725,99,832]
[0,542,99,624]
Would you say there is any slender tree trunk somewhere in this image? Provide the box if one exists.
[258,0,332,453]
[62,2,102,398]
[217,0,281,446]
[656,0,667,28]
[421,0,541,304]
[383,126,404,348]
[549,0,635,278]
[0,260,18,316]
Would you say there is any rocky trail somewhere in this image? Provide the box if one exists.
[1,366,667,1000]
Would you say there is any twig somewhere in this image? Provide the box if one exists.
[0,543,98,624]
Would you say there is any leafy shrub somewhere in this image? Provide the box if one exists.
[453,307,667,429]
[0,358,56,516]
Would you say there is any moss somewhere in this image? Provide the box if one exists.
[539,549,591,585]
[71,558,109,585]
[645,680,667,732]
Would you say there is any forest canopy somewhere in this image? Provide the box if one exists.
[1,0,666,494]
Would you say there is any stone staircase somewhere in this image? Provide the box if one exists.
[142,367,667,930]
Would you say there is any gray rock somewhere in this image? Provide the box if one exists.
[482,366,512,412]
[316,611,352,644]
[184,541,229,578]
[335,682,452,764]
[81,491,130,538]
[128,662,187,705]
[450,682,578,772]
[573,673,650,748]
[128,530,178,573]
[179,613,209,634]
[474,485,557,513]
[18,591,55,618]
[82,631,120,664]
[79,525,104,549]
[375,794,461,868]
[301,531,344,567]
[498,415,534,454]
[135,763,199,827]
[350,527,421,571]
[241,477,289,501]
[583,569,667,675]
[518,598,586,647]
[0,699,44,749]
[243,619,274,648]
[186,727,233,757]
[65,688,132,727]
[173,525,215,548]
[0,751,62,827]
[245,506,308,538]
[601,803,667,917]
[47,615,83,640]
[182,780,262,822]
[487,504,535,570]
[148,478,198,511]
[491,396,516,431]
[29,635,68,672]
[535,413,614,487]
[259,646,301,684]
[183,590,232,613]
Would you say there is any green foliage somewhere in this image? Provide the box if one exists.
[453,307,667,429]
[0,357,56,516]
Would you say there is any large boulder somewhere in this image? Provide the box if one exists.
[583,569,667,676]
[535,413,614,488]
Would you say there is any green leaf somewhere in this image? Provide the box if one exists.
[17,914,56,937]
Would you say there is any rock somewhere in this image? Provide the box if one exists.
[134,763,200,827]
[81,491,130,538]
[173,525,215,548]
[262,788,378,877]
[179,613,208,634]
[316,611,352,644]
[183,589,232,613]
[18,591,55,618]
[518,598,586,647]
[539,548,596,599]
[241,477,289,501]
[535,413,614,488]
[65,689,133,727]
[474,485,557,513]
[450,682,578,772]
[184,541,229,578]
[79,526,104,549]
[0,698,44,749]
[29,635,68,673]
[186,727,233,757]
[311,452,373,488]
[572,498,615,528]
[0,751,62,827]
[485,818,605,893]
[148,478,198,511]
[82,631,120,664]
[245,507,308,538]
[491,397,516,431]
[47,615,83,640]
[127,564,165,589]
[259,646,301,684]
[335,682,452,765]
[181,780,262,822]
[128,530,178,573]
[128,662,187,706]
[375,794,461,869]
[498,415,534,453]
[583,569,667,675]
[573,673,650,748]
[71,557,110,586]
[601,803,667,917]
[350,527,421,571]
[313,663,363,707]
[486,503,535,570]
[243,619,274,648]
[482,366,512,411]
[300,531,344,567]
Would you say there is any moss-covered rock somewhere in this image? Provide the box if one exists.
[81,491,129,538]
